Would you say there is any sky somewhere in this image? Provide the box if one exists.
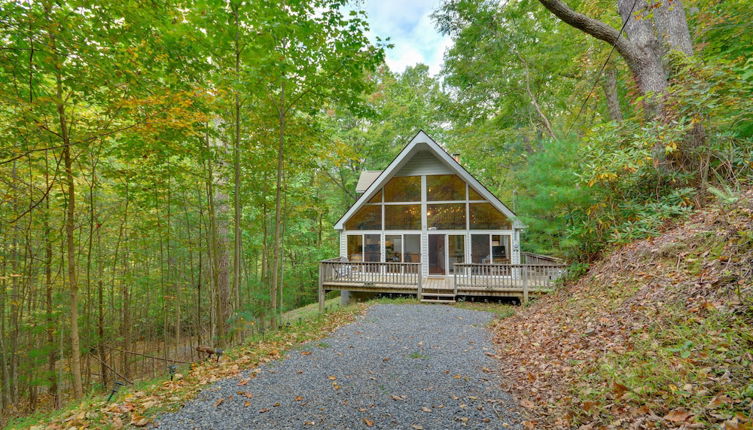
[359,0,452,75]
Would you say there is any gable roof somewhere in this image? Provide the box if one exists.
[334,130,523,230]
[355,170,382,193]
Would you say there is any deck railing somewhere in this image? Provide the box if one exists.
[453,263,566,300]
[318,258,567,306]
[320,257,421,287]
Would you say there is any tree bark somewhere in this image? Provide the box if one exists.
[601,64,623,122]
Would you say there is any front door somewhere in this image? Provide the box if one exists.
[428,234,446,275]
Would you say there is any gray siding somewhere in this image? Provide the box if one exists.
[395,150,452,177]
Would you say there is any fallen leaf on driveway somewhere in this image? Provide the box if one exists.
[363,418,374,427]
[214,398,224,407]
[421,407,432,412]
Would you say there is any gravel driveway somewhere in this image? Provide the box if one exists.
[156,304,521,429]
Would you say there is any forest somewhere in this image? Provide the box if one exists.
[1,0,751,422]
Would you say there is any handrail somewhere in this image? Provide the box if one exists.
[320,259,420,287]
[453,262,566,294]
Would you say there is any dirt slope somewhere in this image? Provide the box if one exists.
[494,190,753,429]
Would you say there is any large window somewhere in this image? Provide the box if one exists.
[427,203,465,230]
[469,203,511,229]
[384,176,421,202]
[385,204,421,230]
[427,175,465,201]
[470,234,511,264]
[347,234,381,263]
[345,205,381,230]
[385,234,420,263]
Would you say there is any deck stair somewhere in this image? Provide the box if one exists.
[419,277,456,303]
[419,292,456,303]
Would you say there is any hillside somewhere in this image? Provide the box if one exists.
[494,190,753,429]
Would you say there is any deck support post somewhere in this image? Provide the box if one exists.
[522,265,529,304]
[318,263,325,313]
[417,273,423,300]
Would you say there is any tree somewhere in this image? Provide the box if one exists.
[535,0,693,117]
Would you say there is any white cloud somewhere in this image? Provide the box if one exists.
[357,0,450,75]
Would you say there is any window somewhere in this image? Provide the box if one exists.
[427,203,465,230]
[347,235,363,262]
[364,234,381,262]
[347,234,381,265]
[385,234,421,263]
[385,234,419,273]
[469,203,511,229]
[469,187,484,200]
[448,235,465,273]
[367,190,382,203]
[385,204,421,230]
[384,176,421,202]
[491,234,510,264]
[427,175,465,201]
[345,205,381,230]
[385,235,403,262]
[404,234,421,263]
[470,234,511,265]
[471,234,489,264]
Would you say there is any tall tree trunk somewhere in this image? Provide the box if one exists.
[44,151,59,408]
[271,83,286,328]
[601,64,623,122]
[54,70,84,398]
[231,1,243,344]
[205,128,230,346]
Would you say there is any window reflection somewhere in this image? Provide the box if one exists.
[469,187,484,200]
[427,175,465,201]
[469,203,511,229]
[345,205,381,230]
[385,205,421,230]
[448,235,465,273]
[384,176,421,202]
[347,235,363,262]
[427,203,465,229]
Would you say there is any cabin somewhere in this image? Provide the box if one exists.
[318,131,564,307]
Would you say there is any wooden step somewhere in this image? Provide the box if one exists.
[420,298,456,303]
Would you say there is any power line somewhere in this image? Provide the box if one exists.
[566,0,640,133]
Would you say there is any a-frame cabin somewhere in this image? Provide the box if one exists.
[318,131,563,306]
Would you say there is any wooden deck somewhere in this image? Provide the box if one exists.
[317,259,566,308]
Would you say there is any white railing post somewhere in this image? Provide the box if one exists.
[522,265,529,304]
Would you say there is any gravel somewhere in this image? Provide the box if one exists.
[155,304,522,429]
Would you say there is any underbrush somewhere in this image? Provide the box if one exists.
[493,190,753,429]
[9,303,366,430]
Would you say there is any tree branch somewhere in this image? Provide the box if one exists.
[536,0,641,70]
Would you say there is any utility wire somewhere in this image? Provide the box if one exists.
[566,0,641,133]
